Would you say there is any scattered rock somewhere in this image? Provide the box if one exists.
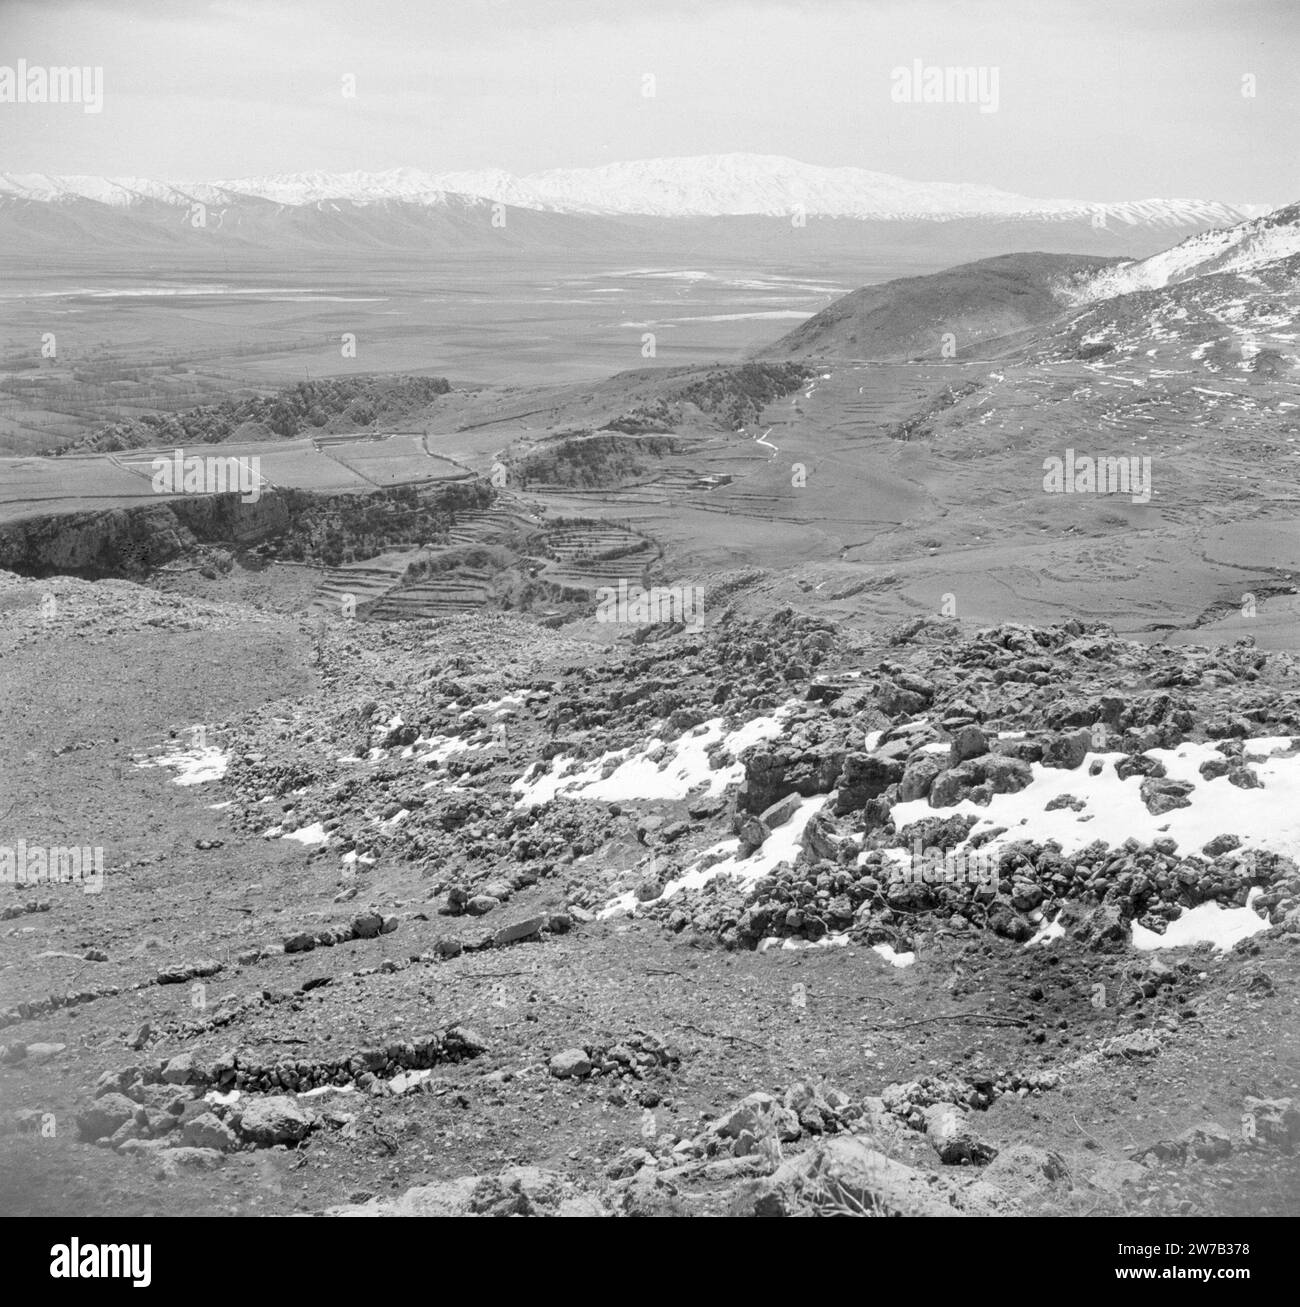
[923,1103,998,1165]
[549,1049,593,1080]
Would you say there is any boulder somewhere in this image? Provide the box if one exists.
[924,1103,998,1165]
[929,756,1033,809]
[712,1092,801,1144]
[760,791,803,830]
[1081,902,1129,952]
[77,1093,137,1142]
[1139,778,1195,815]
[899,755,944,802]
[1042,729,1091,770]
[236,1095,316,1146]
[161,1052,200,1086]
[948,725,988,765]
[181,1112,238,1152]
[834,750,906,814]
[493,914,548,946]
[1115,753,1167,782]
[548,1049,593,1080]
[1202,834,1242,859]
[351,912,384,939]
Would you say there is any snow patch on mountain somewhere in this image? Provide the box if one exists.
[0,156,1274,225]
[1064,204,1300,303]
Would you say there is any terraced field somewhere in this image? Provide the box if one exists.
[312,559,410,617]
[537,521,662,593]
[310,501,548,619]
[368,571,493,620]
[444,503,539,547]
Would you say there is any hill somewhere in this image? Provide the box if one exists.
[758,252,1119,361]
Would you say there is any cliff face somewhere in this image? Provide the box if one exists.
[0,492,292,577]
[0,480,490,579]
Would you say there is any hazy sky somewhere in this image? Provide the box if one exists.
[1,0,1296,203]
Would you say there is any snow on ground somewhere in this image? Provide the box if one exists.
[1025,911,1066,948]
[753,933,913,966]
[598,794,828,919]
[408,734,489,765]
[1131,887,1271,953]
[134,745,229,786]
[460,694,525,721]
[513,706,795,808]
[889,737,1300,864]
[885,736,1297,954]
[281,821,329,845]
[758,933,849,953]
[872,943,916,968]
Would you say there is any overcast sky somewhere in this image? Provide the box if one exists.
[2,0,1295,204]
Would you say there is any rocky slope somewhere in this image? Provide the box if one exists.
[2,571,1296,1217]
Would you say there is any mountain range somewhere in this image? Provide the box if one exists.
[0,154,1271,226]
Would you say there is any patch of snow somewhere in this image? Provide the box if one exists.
[134,745,229,786]
[1131,887,1270,952]
[282,822,328,846]
[1025,912,1066,948]
[872,943,916,968]
[758,933,849,952]
[597,793,828,919]
[513,706,795,807]
[890,736,1300,864]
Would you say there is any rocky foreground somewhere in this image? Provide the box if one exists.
[0,571,1297,1216]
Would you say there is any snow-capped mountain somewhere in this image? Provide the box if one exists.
[1065,202,1300,302]
[0,155,1273,225]
[1037,203,1300,371]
